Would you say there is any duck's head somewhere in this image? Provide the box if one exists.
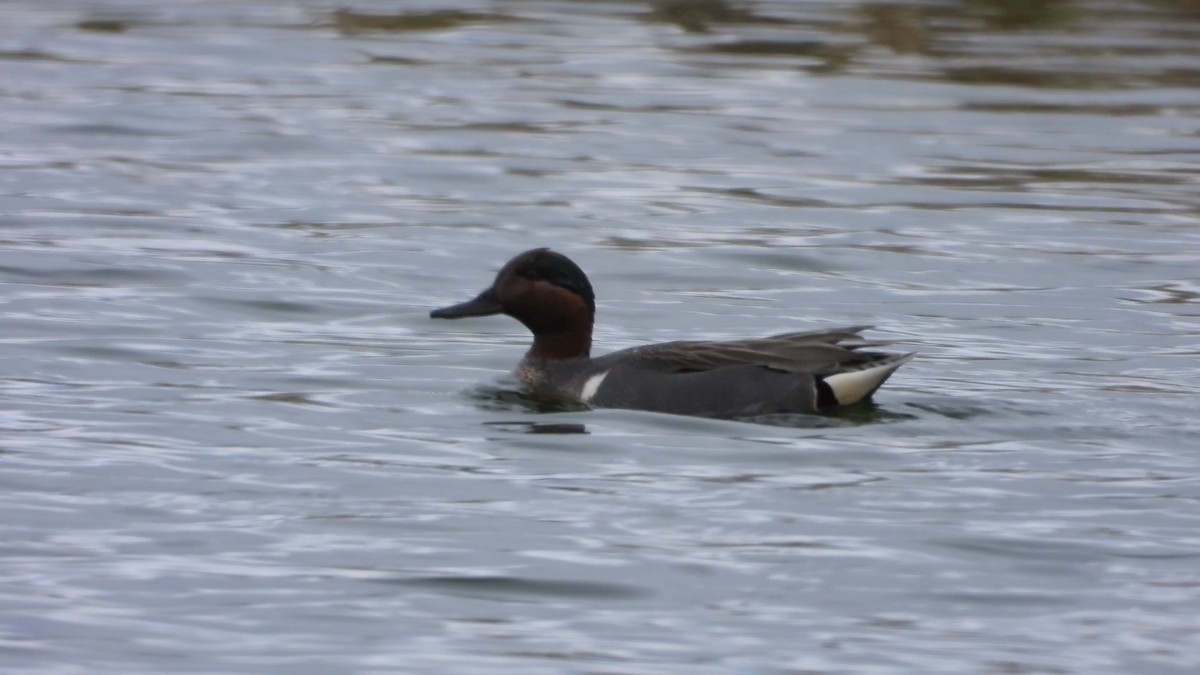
[430,248,596,360]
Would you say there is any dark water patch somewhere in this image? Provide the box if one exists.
[194,296,325,317]
[409,149,502,163]
[483,421,590,435]
[1126,282,1200,305]
[0,49,89,63]
[555,99,713,114]
[904,401,1003,421]
[505,166,560,178]
[384,575,649,602]
[645,0,799,34]
[847,1,1198,50]
[701,39,836,57]
[245,392,337,408]
[0,263,189,287]
[707,248,828,272]
[7,211,168,225]
[934,536,1113,563]
[961,102,1185,116]
[50,124,175,137]
[855,4,936,55]
[1059,470,1195,486]
[256,220,389,234]
[689,186,829,209]
[940,66,1132,89]
[364,54,428,66]
[923,166,1188,187]
[770,474,886,491]
[50,343,168,363]
[596,236,709,251]
[881,199,1179,215]
[75,19,133,33]
[0,161,79,175]
[1155,68,1200,87]
[696,40,857,72]
[697,536,841,550]
[929,590,1075,607]
[956,0,1079,31]
[1110,550,1200,561]
[331,9,519,35]
[404,121,584,135]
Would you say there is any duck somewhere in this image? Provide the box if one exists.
[430,248,914,418]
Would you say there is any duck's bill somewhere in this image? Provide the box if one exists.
[430,289,503,319]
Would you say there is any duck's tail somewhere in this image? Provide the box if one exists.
[822,352,916,406]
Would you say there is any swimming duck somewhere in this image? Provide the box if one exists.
[431,248,914,418]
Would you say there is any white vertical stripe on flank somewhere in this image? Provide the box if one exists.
[580,371,610,403]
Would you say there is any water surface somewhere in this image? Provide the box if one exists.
[2,1,1199,673]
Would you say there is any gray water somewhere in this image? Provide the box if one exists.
[3,0,1200,673]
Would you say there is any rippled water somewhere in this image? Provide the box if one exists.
[3,0,1200,672]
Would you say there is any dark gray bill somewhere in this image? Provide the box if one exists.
[430,289,503,319]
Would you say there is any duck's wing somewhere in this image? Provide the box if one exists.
[586,327,914,414]
[621,326,899,375]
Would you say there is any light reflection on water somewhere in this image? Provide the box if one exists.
[2,0,1200,673]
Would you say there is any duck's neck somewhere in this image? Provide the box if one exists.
[527,329,591,361]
